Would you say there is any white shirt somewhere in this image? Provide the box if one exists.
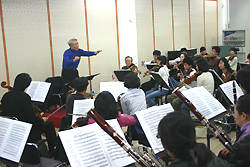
[120,88,147,115]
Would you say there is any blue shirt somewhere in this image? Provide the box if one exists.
[62,48,95,69]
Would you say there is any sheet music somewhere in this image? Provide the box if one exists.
[100,82,127,102]
[182,86,226,120]
[219,80,244,104]
[0,117,32,163]
[59,119,135,167]
[26,81,51,102]
[136,104,174,154]
[72,99,95,124]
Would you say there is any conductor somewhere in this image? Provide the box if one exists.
[61,38,102,95]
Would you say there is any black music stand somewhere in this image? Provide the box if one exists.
[114,70,133,82]
[86,73,100,99]
[150,71,170,105]
[0,158,18,167]
[146,64,157,70]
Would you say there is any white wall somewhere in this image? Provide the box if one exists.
[229,0,250,30]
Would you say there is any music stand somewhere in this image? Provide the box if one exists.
[114,70,133,82]
[150,71,170,105]
[85,73,100,99]
[0,158,18,167]
[146,64,157,70]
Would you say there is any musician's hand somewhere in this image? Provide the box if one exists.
[112,75,116,80]
[73,56,80,62]
[68,89,75,94]
[169,62,173,66]
[94,50,102,55]
[141,60,145,63]
[177,73,181,77]
[221,148,230,156]
[194,54,199,57]
[232,71,237,77]
[42,117,48,123]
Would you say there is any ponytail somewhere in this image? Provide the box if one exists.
[193,142,213,167]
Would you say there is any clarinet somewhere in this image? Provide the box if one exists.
[173,88,234,152]
[86,108,156,167]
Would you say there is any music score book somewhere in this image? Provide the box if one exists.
[72,99,95,124]
[59,119,135,167]
[100,82,128,102]
[219,80,244,104]
[182,86,226,120]
[26,81,51,102]
[0,117,32,163]
[136,103,174,154]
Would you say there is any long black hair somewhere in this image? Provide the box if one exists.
[158,112,213,167]
[94,91,119,120]
[219,57,231,71]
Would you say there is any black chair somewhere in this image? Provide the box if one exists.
[20,143,66,167]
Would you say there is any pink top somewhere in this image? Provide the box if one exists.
[88,112,136,127]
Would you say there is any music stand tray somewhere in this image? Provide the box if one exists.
[150,72,170,90]
[86,73,100,81]
[114,70,132,82]
[146,64,157,70]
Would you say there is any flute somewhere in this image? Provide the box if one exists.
[173,87,234,152]
[86,108,155,167]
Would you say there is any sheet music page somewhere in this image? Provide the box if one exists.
[182,86,226,120]
[59,119,135,167]
[219,80,244,104]
[72,99,95,124]
[99,119,135,166]
[100,82,127,102]
[136,104,174,154]
[0,117,32,163]
[26,81,51,102]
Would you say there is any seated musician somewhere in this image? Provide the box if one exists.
[88,91,136,127]
[145,56,172,107]
[158,112,232,167]
[218,57,235,82]
[237,66,250,94]
[59,77,88,131]
[226,47,239,71]
[140,50,161,93]
[167,57,197,112]
[170,53,186,82]
[169,47,188,66]
[120,72,147,115]
[122,56,134,69]
[181,57,214,115]
[1,73,57,157]
[206,46,221,74]
[194,46,209,58]
[218,94,250,167]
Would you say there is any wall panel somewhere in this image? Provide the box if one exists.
[205,1,217,53]
[135,0,154,84]
[49,0,89,77]
[153,0,173,55]
[2,0,51,83]
[190,0,204,49]
[86,0,118,94]
[173,0,190,50]
[0,11,6,97]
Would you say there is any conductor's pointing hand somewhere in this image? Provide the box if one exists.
[94,50,102,55]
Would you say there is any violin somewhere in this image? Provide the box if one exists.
[117,93,124,114]
[1,81,44,118]
[228,55,236,61]
[173,62,184,70]
[143,64,164,77]
[221,71,232,82]
[205,55,217,59]
[129,63,141,74]
[183,71,202,85]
